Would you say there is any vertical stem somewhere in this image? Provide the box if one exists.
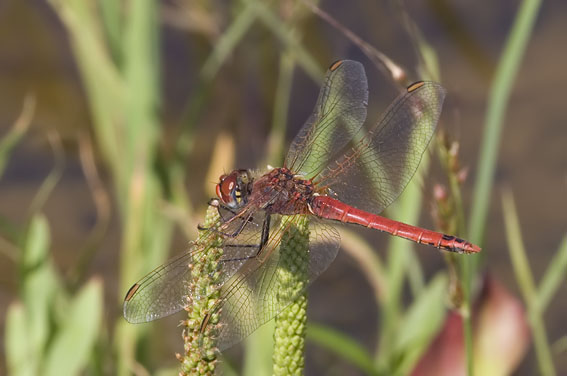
[468,0,543,245]
[376,155,429,366]
[502,191,556,376]
[272,215,310,376]
[466,1,542,374]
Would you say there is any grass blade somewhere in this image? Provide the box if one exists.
[0,95,34,179]
[536,235,567,313]
[466,2,543,373]
[468,0,543,245]
[393,273,448,375]
[201,2,257,80]
[338,227,387,306]
[251,0,322,82]
[502,190,556,376]
[377,155,429,363]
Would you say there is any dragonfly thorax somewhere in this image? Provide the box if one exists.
[216,169,253,209]
[251,167,315,215]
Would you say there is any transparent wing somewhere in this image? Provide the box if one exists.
[209,216,340,351]
[284,60,368,178]
[315,81,446,214]
[123,207,268,324]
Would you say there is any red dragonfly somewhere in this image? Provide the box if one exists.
[123,60,480,351]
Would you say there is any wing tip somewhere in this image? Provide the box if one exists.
[124,283,140,302]
[407,81,426,93]
[329,59,345,71]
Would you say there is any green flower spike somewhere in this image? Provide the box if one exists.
[179,203,223,375]
[272,215,310,376]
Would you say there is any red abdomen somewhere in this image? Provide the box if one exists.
[310,196,480,254]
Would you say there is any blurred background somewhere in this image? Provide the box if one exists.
[0,0,565,375]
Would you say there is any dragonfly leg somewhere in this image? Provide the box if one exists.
[217,206,260,228]
[211,198,241,222]
[220,215,271,264]
[202,198,235,223]
[198,211,256,239]
[201,198,242,223]
[198,200,259,236]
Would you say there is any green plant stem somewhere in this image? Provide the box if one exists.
[47,2,174,375]
[462,297,474,375]
[251,0,322,82]
[0,95,34,179]
[468,0,543,246]
[465,2,542,374]
[502,190,556,376]
[376,155,428,366]
[536,236,567,312]
[272,216,310,376]
[200,1,257,81]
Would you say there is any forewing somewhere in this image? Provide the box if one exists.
[285,60,368,178]
[123,208,268,324]
[123,251,198,324]
[315,82,446,214]
[209,216,340,351]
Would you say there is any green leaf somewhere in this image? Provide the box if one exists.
[5,302,37,376]
[47,0,126,176]
[99,0,122,63]
[22,214,50,268]
[21,215,59,361]
[393,273,447,375]
[44,278,104,376]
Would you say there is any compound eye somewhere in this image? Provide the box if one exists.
[216,173,237,206]
[215,183,223,201]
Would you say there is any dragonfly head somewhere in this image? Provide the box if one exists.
[216,169,253,209]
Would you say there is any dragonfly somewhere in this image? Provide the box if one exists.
[123,60,480,352]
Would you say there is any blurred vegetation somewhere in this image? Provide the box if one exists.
[1,0,566,375]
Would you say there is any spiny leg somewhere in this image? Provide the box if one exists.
[198,200,259,238]
[220,215,271,263]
